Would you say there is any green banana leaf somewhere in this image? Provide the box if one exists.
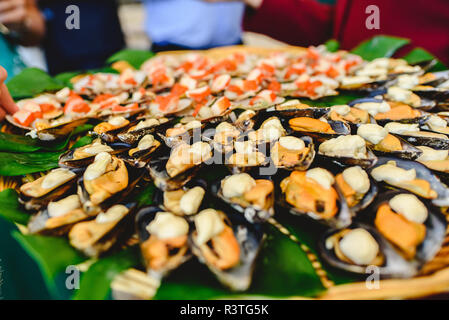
[351,35,410,61]
[106,49,155,69]
[403,47,447,72]
[0,151,61,176]
[7,68,65,100]
[0,124,93,153]
[324,39,340,53]
[12,231,86,298]
[155,225,325,299]
[73,247,141,300]
[301,93,363,108]
[0,189,30,225]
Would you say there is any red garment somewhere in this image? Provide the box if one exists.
[243,0,449,65]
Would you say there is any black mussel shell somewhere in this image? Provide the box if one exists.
[69,202,138,257]
[316,147,378,169]
[369,134,423,161]
[395,130,449,150]
[319,223,418,278]
[59,141,130,168]
[117,118,175,145]
[78,163,145,214]
[369,157,449,207]
[289,119,351,143]
[135,206,191,278]
[152,179,209,218]
[210,175,274,223]
[276,175,354,229]
[18,169,82,211]
[189,210,265,291]
[270,135,316,171]
[28,199,90,236]
[148,153,203,192]
[360,190,447,265]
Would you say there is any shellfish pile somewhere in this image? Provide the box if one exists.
[8,45,449,291]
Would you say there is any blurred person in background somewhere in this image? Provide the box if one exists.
[38,0,125,75]
[207,0,449,65]
[0,66,18,120]
[143,0,245,52]
[0,0,45,80]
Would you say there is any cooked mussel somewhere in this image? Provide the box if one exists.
[59,139,120,168]
[117,117,172,145]
[369,157,449,207]
[209,121,241,154]
[136,206,191,279]
[319,224,417,278]
[278,168,353,228]
[155,180,208,217]
[349,98,426,126]
[270,135,315,171]
[383,122,449,150]
[317,134,378,169]
[125,134,162,168]
[357,123,422,160]
[148,141,212,191]
[189,208,264,291]
[289,117,351,142]
[384,86,436,111]
[335,166,378,212]
[415,146,449,184]
[34,118,90,142]
[77,152,143,214]
[69,203,137,257]
[93,116,132,143]
[362,191,446,264]
[211,173,274,223]
[28,194,90,236]
[19,168,79,211]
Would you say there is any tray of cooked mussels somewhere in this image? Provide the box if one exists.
[5,46,449,297]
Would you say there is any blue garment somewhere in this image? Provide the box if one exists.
[143,0,245,49]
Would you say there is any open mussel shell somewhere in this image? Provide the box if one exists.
[256,105,330,125]
[152,179,209,218]
[116,118,175,145]
[18,169,81,211]
[276,177,353,229]
[77,162,145,214]
[271,135,316,171]
[339,79,390,96]
[28,198,90,236]
[376,115,429,127]
[135,206,191,279]
[158,124,205,149]
[289,119,351,143]
[316,147,378,169]
[120,136,163,169]
[349,97,429,126]
[370,156,449,207]
[395,130,449,150]
[59,141,130,168]
[148,152,203,192]
[318,223,418,278]
[69,202,138,257]
[189,210,265,291]
[210,176,274,223]
[35,118,91,142]
[369,134,423,161]
[336,173,378,213]
[361,190,447,265]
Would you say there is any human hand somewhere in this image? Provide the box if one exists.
[0,66,19,121]
[0,0,27,27]
[203,0,263,9]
